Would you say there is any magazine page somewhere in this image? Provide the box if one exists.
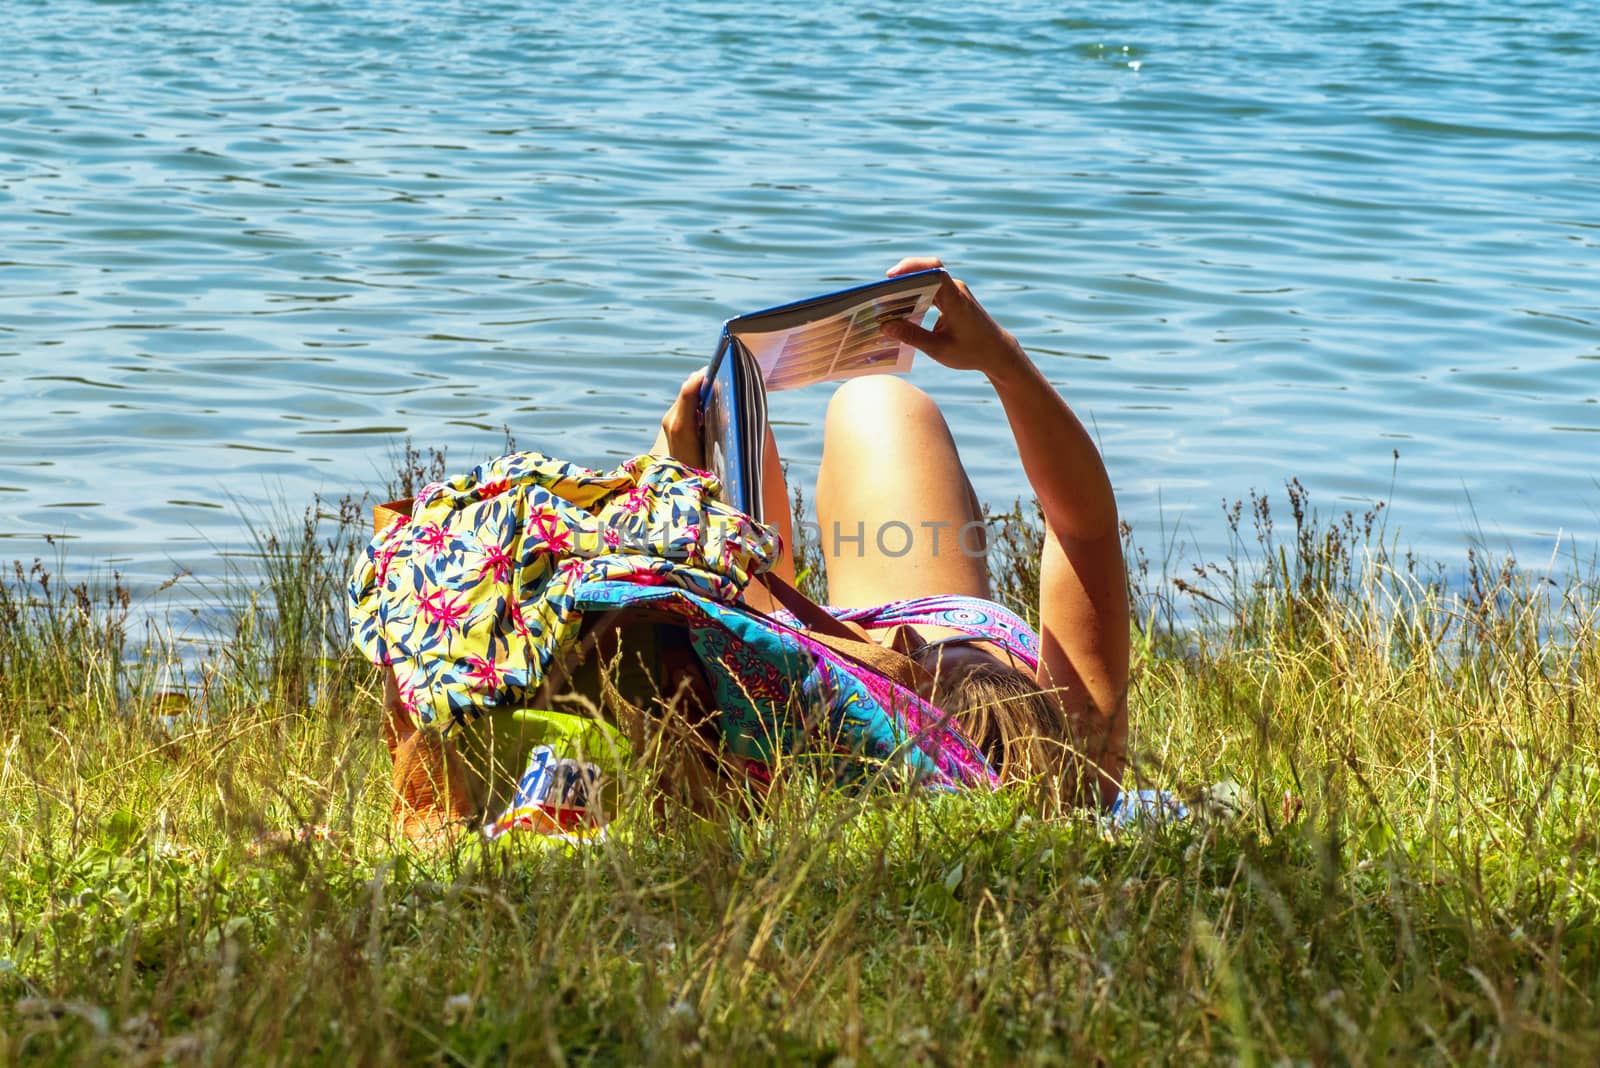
[727,269,945,393]
[699,271,943,519]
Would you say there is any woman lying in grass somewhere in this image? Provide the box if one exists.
[657,257,1129,808]
[354,258,1128,839]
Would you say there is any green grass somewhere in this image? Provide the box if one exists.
[3,474,1599,1065]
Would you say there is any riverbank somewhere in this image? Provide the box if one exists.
[3,481,1598,1063]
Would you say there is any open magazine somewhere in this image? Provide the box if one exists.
[698,268,947,522]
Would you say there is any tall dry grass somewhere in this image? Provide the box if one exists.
[2,471,1598,1064]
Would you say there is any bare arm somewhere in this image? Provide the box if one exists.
[882,258,1129,806]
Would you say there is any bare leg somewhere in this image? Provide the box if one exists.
[814,376,989,608]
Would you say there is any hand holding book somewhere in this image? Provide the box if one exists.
[658,368,707,471]
[879,257,1026,379]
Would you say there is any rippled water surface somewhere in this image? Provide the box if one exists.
[4,0,1598,599]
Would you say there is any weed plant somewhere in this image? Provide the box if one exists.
[2,471,1598,1064]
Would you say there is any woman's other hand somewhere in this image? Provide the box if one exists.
[654,368,707,469]
[880,257,1026,379]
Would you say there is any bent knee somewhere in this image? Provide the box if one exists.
[825,375,941,435]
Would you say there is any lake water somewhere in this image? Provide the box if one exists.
[3,0,1597,607]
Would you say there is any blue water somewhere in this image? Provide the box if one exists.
[3,0,1597,602]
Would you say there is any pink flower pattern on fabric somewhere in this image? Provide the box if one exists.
[418,587,471,632]
[619,486,650,514]
[395,670,422,714]
[349,451,778,729]
[374,541,401,585]
[416,523,449,559]
[528,510,571,554]
[479,543,513,584]
[509,600,532,640]
[464,654,506,692]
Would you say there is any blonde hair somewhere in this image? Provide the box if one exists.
[914,645,1069,787]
